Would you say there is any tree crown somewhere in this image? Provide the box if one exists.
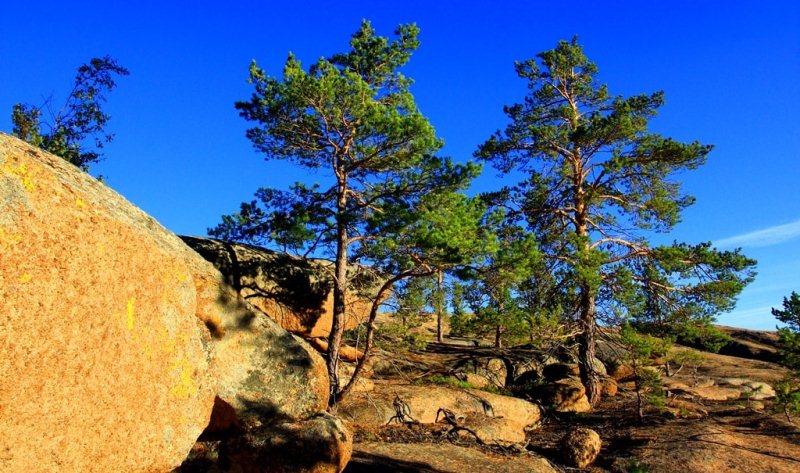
[12,56,128,171]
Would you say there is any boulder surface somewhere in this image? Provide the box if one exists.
[337,382,541,444]
[182,236,376,338]
[183,412,353,473]
[560,427,601,468]
[0,134,333,471]
[0,134,217,472]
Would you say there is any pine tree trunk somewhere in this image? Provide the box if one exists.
[436,270,444,343]
[495,325,502,349]
[574,170,601,407]
[577,288,601,406]
[634,363,644,422]
[327,181,348,406]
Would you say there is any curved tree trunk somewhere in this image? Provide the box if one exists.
[336,270,424,404]
[327,182,348,406]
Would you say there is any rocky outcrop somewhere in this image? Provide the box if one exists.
[520,377,592,413]
[721,378,776,400]
[0,134,336,471]
[337,382,541,444]
[452,356,511,388]
[511,360,593,413]
[560,428,601,468]
[205,307,330,431]
[181,236,378,338]
[664,378,776,401]
[664,398,709,419]
[601,376,619,397]
[0,134,217,471]
[182,413,352,473]
[351,442,557,473]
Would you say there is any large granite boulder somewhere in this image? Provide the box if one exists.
[181,236,378,338]
[0,134,216,471]
[204,302,330,431]
[519,377,592,413]
[0,134,331,471]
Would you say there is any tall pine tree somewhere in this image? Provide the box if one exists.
[477,38,755,405]
[213,21,484,404]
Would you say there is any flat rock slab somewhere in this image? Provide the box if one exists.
[346,442,556,473]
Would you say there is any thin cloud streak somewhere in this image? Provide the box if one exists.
[715,219,800,248]
[724,305,774,319]
[719,305,779,330]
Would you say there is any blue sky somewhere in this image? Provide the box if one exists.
[1,1,798,329]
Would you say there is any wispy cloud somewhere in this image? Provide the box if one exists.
[715,218,800,248]
[719,305,778,330]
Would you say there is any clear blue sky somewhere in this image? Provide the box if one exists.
[1,1,798,329]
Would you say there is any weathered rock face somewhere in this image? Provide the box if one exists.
[183,412,353,473]
[337,382,541,444]
[0,134,217,472]
[0,134,333,471]
[729,379,776,400]
[560,427,601,468]
[608,361,635,381]
[601,376,619,397]
[521,377,592,413]
[181,236,376,338]
[452,356,511,388]
[207,307,329,430]
[351,442,558,473]
[664,398,709,419]
[664,378,775,402]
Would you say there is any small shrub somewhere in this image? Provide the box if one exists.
[675,323,731,353]
[626,459,650,473]
[774,377,800,422]
[665,350,704,377]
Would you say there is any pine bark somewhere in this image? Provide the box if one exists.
[327,180,348,406]
[436,270,444,343]
[577,289,601,406]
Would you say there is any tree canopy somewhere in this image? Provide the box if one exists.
[477,37,756,404]
[11,56,128,171]
[212,21,487,403]
[774,292,800,371]
[772,292,800,421]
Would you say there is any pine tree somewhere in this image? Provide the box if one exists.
[477,38,756,405]
[212,21,487,404]
[11,56,128,171]
[772,292,800,421]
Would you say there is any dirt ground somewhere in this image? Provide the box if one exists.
[343,326,800,472]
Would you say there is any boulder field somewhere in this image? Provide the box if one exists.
[0,134,347,472]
